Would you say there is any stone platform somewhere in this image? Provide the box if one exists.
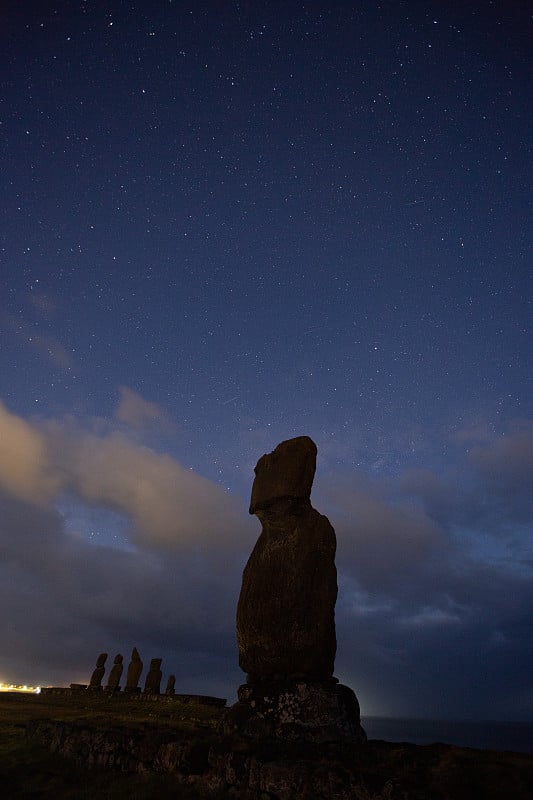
[221,679,366,743]
[40,686,226,707]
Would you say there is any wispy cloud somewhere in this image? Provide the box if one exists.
[115,385,175,434]
[1,312,74,370]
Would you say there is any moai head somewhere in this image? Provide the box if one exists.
[96,652,108,668]
[249,436,317,515]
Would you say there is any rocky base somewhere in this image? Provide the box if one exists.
[26,718,533,799]
[221,679,366,743]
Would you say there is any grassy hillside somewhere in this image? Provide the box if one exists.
[0,692,227,799]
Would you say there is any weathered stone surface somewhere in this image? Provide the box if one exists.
[222,680,366,744]
[165,675,176,695]
[105,654,123,691]
[237,436,337,681]
[124,647,143,693]
[88,652,107,689]
[28,716,533,800]
[144,658,162,694]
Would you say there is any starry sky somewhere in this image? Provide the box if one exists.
[1,1,532,721]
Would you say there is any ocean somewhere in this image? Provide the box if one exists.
[362,717,533,755]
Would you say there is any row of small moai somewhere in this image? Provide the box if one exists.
[84,647,176,695]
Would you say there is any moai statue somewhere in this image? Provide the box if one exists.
[88,652,108,690]
[143,658,162,694]
[223,436,366,744]
[237,436,337,680]
[105,654,123,691]
[124,647,143,693]
[165,674,176,696]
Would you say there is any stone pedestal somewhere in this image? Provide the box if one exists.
[123,686,141,694]
[222,679,366,744]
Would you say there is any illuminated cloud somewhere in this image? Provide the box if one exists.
[1,311,74,370]
[0,397,248,553]
[0,394,250,687]
[66,429,246,549]
[115,385,175,433]
[30,332,74,370]
[0,401,60,505]
[0,396,531,720]
[0,487,241,692]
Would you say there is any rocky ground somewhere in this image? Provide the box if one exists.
[2,693,532,799]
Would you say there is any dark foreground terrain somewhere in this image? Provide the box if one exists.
[1,692,532,799]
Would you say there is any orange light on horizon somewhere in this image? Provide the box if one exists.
[0,682,41,694]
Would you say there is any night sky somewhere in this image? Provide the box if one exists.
[1,1,532,721]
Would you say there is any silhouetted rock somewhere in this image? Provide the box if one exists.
[237,436,337,680]
[124,647,143,693]
[165,675,176,695]
[144,658,162,694]
[105,654,123,691]
[88,652,107,690]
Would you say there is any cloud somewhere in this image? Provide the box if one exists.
[30,331,74,369]
[320,472,445,593]
[468,421,533,495]
[115,386,175,433]
[399,605,463,628]
[451,422,494,444]
[0,487,242,692]
[1,311,74,370]
[0,399,532,720]
[0,398,250,554]
[28,292,59,315]
[313,430,533,718]
[59,428,247,550]
[0,393,253,692]
[0,401,60,505]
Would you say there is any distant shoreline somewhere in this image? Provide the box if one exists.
[362,716,533,754]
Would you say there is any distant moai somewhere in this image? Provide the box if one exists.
[124,647,143,693]
[88,652,107,690]
[165,674,176,695]
[143,658,162,694]
[105,654,123,691]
